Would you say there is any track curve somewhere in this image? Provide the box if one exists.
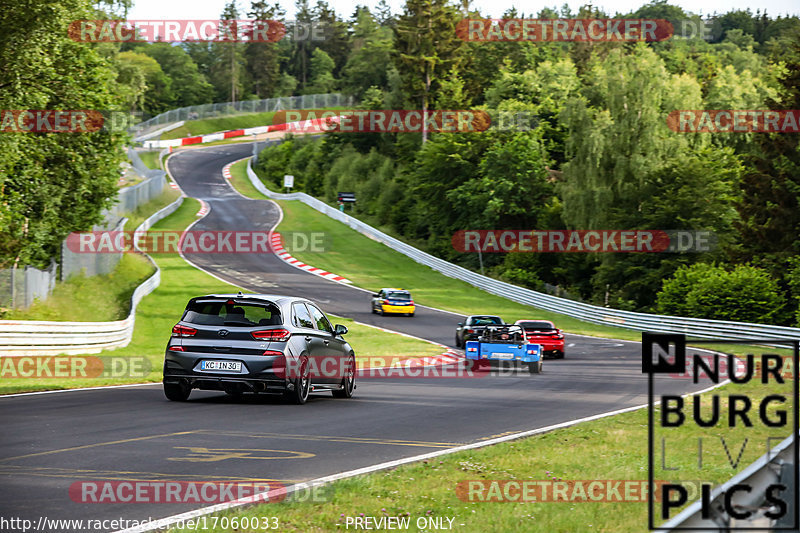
[0,142,712,531]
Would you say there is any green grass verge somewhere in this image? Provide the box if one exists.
[162,112,279,140]
[229,158,639,341]
[123,187,182,232]
[189,156,798,533]
[162,107,348,140]
[168,365,793,532]
[1,188,178,322]
[1,192,440,394]
[138,150,161,169]
[1,253,154,323]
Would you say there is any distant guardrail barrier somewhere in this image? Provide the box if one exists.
[0,196,184,356]
[130,93,354,140]
[245,157,800,343]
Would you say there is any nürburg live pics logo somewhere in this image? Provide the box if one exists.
[643,333,799,530]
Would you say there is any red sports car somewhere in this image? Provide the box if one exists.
[514,320,565,359]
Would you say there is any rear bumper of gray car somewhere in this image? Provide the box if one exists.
[163,352,289,393]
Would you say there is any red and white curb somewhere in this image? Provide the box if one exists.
[395,348,462,368]
[143,116,341,149]
[196,199,209,217]
[270,232,351,283]
[222,164,232,180]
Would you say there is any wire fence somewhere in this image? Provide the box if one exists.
[131,93,354,139]
[0,150,169,309]
[0,261,58,310]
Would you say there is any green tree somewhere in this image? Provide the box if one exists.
[288,0,314,88]
[559,45,742,308]
[209,1,249,102]
[305,48,337,94]
[734,27,800,276]
[341,7,393,99]
[245,0,285,98]
[0,0,127,268]
[113,51,148,112]
[135,44,214,108]
[312,0,351,76]
[393,0,464,142]
[657,264,786,324]
[117,51,173,114]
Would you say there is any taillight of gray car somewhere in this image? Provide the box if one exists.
[163,293,356,404]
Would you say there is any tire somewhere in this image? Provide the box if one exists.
[528,360,542,374]
[332,354,356,398]
[284,358,311,404]
[455,335,461,348]
[164,382,190,401]
[409,313,415,317]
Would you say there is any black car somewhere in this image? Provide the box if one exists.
[163,293,355,404]
[454,315,504,348]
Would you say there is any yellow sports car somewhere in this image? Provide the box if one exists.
[371,288,415,316]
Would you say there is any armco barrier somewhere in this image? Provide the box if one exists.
[132,93,354,142]
[246,158,800,343]
[0,196,184,356]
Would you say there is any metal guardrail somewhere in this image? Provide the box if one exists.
[0,196,184,356]
[246,158,800,343]
[661,434,796,531]
[133,121,185,142]
[130,93,354,139]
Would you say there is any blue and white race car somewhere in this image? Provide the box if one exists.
[464,324,543,374]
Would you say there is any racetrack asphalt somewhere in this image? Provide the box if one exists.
[0,143,716,532]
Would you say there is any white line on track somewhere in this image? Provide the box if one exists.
[115,378,729,533]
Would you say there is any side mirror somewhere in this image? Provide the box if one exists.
[457,322,464,327]
[334,324,348,336]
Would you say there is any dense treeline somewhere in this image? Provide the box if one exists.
[251,1,800,326]
[2,0,800,327]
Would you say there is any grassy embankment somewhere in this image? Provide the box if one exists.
[202,156,798,532]
[2,185,440,393]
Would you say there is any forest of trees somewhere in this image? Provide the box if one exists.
[2,0,800,325]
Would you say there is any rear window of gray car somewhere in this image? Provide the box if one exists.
[184,300,282,326]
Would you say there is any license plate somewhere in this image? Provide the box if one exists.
[200,360,242,372]
[491,353,514,360]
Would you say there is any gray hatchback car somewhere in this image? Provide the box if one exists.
[163,293,356,404]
